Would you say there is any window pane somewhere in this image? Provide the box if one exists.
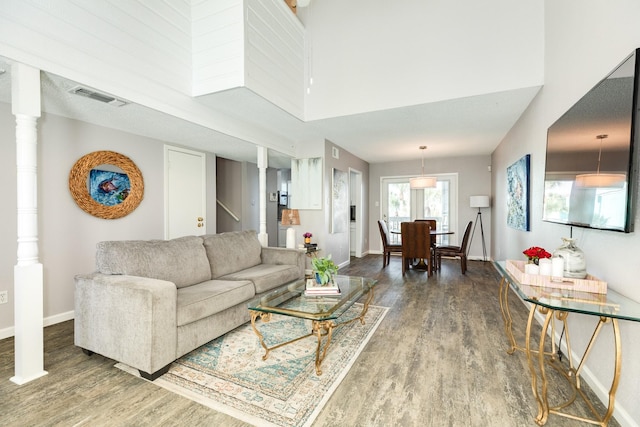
[387,182,410,232]
[423,181,450,243]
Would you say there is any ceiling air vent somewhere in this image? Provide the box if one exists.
[68,86,128,107]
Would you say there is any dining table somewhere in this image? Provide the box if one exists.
[391,229,454,270]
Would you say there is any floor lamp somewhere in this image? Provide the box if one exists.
[469,195,490,261]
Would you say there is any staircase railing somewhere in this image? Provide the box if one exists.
[216,199,240,222]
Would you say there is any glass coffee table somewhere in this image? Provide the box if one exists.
[247,275,377,375]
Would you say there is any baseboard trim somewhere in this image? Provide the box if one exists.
[0,310,74,340]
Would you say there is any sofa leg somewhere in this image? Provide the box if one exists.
[139,364,171,381]
[81,348,94,356]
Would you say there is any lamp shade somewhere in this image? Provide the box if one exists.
[575,173,625,188]
[281,209,300,225]
[410,176,437,189]
[470,195,490,208]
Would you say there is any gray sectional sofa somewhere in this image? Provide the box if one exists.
[74,230,305,380]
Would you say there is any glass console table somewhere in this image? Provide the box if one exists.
[494,260,640,426]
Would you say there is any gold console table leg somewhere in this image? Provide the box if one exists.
[499,277,519,354]
[524,308,622,426]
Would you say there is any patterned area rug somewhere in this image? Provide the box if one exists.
[117,303,388,427]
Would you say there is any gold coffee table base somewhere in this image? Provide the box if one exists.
[250,287,374,376]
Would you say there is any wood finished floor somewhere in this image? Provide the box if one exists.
[0,255,621,426]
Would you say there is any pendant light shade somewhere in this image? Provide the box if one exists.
[410,146,437,189]
[575,135,625,188]
[575,173,625,188]
[410,176,438,188]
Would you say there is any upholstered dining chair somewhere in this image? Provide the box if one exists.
[401,221,433,276]
[415,219,437,269]
[378,220,402,268]
[435,221,473,274]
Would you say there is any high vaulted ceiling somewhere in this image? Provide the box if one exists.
[0,0,543,168]
[0,58,540,169]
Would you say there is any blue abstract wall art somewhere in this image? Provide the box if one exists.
[507,154,530,231]
[90,169,131,206]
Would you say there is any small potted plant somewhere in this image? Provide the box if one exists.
[311,255,339,285]
[303,232,312,244]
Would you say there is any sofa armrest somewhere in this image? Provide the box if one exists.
[261,247,305,278]
[74,273,177,375]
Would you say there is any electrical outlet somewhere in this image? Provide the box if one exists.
[0,291,7,304]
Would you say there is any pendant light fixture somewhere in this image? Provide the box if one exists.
[409,146,437,189]
[575,134,625,188]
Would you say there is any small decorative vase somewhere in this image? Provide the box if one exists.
[553,238,587,279]
[315,272,329,285]
[305,237,311,244]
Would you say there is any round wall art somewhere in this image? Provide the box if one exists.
[69,150,144,219]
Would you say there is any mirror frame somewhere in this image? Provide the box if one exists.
[69,150,144,219]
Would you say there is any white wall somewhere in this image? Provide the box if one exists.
[192,0,305,118]
[0,103,217,337]
[288,140,370,267]
[369,155,492,260]
[301,0,544,120]
[0,0,297,158]
[192,0,244,95]
[491,1,640,424]
[321,141,370,266]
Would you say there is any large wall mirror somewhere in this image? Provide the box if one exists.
[69,150,144,219]
[542,49,639,233]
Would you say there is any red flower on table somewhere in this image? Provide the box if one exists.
[303,232,312,238]
[523,246,551,264]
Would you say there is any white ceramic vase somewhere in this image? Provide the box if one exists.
[553,238,587,279]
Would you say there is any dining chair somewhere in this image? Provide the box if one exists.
[435,221,473,274]
[401,221,433,276]
[415,219,437,268]
[378,220,402,268]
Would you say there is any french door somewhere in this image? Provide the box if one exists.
[381,174,458,245]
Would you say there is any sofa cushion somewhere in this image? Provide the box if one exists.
[176,279,255,326]
[96,235,211,289]
[220,264,301,294]
[203,230,262,278]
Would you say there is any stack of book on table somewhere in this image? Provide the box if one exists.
[304,279,341,296]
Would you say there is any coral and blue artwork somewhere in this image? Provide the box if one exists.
[90,169,131,206]
[507,154,530,231]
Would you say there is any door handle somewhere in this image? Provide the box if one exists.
[197,217,203,221]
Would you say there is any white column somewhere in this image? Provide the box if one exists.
[257,146,268,246]
[11,63,47,384]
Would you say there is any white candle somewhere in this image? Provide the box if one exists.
[539,258,552,276]
[552,257,564,278]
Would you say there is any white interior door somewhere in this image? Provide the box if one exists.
[165,146,206,239]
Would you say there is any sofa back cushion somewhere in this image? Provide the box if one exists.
[96,235,211,288]
[203,230,262,278]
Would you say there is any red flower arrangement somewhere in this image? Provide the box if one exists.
[523,246,551,264]
[303,232,312,238]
